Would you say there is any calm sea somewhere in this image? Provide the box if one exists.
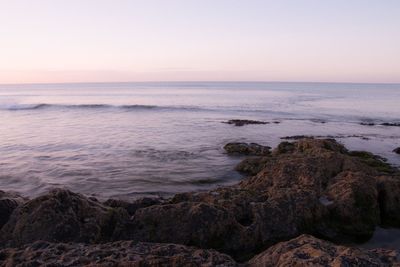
[0,82,399,198]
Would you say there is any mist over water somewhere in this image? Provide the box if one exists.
[0,82,399,199]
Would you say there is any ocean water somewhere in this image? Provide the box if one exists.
[0,82,399,199]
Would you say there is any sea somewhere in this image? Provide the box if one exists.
[0,82,399,199]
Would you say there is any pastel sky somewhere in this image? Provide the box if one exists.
[0,0,399,83]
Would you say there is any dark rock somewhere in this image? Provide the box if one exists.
[280,135,314,140]
[235,156,268,175]
[1,139,400,263]
[224,142,271,156]
[361,122,376,126]
[0,189,129,247]
[393,147,400,154]
[248,234,399,267]
[121,201,243,253]
[223,119,268,126]
[0,191,27,229]
[104,197,163,216]
[381,122,400,127]
[0,241,238,267]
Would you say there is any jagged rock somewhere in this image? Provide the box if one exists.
[0,191,27,229]
[247,234,399,267]
[0,241,238,267]
[223,119,268,126]
[224,142,271,156]
[0,189,129,247]
[1,139,399,263]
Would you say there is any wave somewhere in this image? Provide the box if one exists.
[1,103,206,112]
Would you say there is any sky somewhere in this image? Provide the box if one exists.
[0,0,399,84]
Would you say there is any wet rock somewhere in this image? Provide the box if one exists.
[0,189,129,247]
[224,142,271,156]
[248,234,399,267]
[393,147,400,154]
[0,241,238,267]
[280,135,314,140]
[0,191,27,229]
[223,119,268,126]
[381,122,400,127]
[360,122,376,126]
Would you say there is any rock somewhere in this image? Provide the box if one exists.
[381,122,400,127]
[224,142,271,156]
[280,135,314,140]
[235,156,268,175]
[361,122,376,126]
[393,147,400,154]
[121,202,244,253]
[0,191,27,229]
[223,119,268,126]
[248,234,399,267]
[376,176,400,226]
[104,197,163,216]
[1,138,399,263]
[0,189,129,247]
[0,241,238,267]
[324,171,380,241]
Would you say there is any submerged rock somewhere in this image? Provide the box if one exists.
[248,234,399,267]
[223,119,268,126]
[0,241,238,267]
[224,142,271,156]
[381,122,400,127]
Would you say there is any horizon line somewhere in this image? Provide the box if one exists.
[1,80,400,86]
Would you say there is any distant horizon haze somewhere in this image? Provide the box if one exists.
[1,0,399,84]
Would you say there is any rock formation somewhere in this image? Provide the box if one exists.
[1,138,400,266]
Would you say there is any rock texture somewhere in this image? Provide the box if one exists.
[248,234,399,267]
[0,189,129,247]
[223,119,268,126]
[224,142,271,156]
[0,241,237,267]
[0,191,26,229]
[0,138,400,265]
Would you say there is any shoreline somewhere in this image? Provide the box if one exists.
[1,137,400,265]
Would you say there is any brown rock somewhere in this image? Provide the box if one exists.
[104,197,163,216]
[0,241,238,267]
[123,201,244,253]
[224,142,271,156]
[0,191,26,229]
[0,189,129,247]
[248,234,399,267]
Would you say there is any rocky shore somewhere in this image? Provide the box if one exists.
[1,138,400,266]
